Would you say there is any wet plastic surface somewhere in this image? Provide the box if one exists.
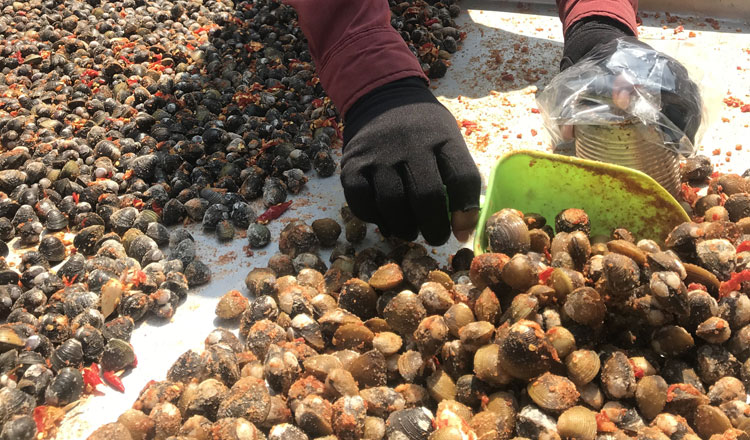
[538,38,704,156]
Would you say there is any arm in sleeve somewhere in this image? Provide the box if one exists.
[284,0,429,118]
[556,0,639,35]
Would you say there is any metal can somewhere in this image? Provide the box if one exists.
[575,122,681,197]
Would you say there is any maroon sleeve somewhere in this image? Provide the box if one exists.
[284,0,429,117]
[556,0,639,35]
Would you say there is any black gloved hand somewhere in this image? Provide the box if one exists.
[560,16,702,144]
[341,77,481,246]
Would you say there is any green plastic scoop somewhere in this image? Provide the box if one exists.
[473,150,690,255]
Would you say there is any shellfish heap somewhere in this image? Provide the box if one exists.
[87,162,750,440]
[0,0,467,435]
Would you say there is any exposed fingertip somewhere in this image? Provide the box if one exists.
[453,229,471,243]
[613,89,631,110]
[451,209,478,243]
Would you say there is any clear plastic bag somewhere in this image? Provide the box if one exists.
[536,37,704,157]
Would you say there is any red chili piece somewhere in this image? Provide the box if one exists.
[719,270,750,296]
[596,412,617,432]
[82,363,103,388]
[257,201,292,224]
[737,241,750,253]
[679,183,699,206]
[103,371,125,392]
[151,201,163,215]
[538,267,554,284]
[33,406,51,435]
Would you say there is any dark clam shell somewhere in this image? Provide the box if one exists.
[96,204,118,225]
[24,333,52,358]
[75,212,105,229]
[57,254,87,282]
[0,170,27,193]
[239,166,265,200]
[184,260,211,287]
[121,229,144,255]
[50,338,83,372]
[38,235,66,264]
[169,229,194,250]
[230,202,256,229]
[650,271,689,315]
[185,198,209,222]
[101,338,136,372]
[170,239,196,267]
[102,316,136,342]
[44,367,84,406]
[262,177,287,207]
[314,149,336,177]
[201,344,240,387]
[118,292,153,322]
[0,269,21,288]
[555,208,591,235]
[145,223,170,247]
[93,140,121,161]
[0,387,34,426]
[602,253,641,294]
[38,313,71,345]
[34,198,56,219]
[132,210,160,232]
[73,225,105,256]
[283,168,308,195]
[128,235,159,264]
[0,217,15,241]
[151,288,179,319]
[131,154,158,181]
[161,199,186,226]
[202,203,229,230]
[247,223,271,248]
[97,239,127,261]
[17,221,43,246]
[75,325,106,363]
[485,210,530,257]
[497,320,556,380]
[12,205,38,228]
[20,251,49,270]
[141,248,164,266]
[161,272,189,299]
[13,289,46,316]
[69,297,104,325]
[167,350,204,384]
[386,407,434,440]
[45,209,69,231]
[205,328,244,354]
[199,188,225,206]
[18,364,53,401]
[1,415,37,440]
[109,207,139,234]
[216,220,235,242]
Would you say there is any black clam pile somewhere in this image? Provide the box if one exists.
[389,0,464,79]
[0,0,468,436]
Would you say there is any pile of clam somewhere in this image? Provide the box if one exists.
[86,178,750,440]
[0,0,469,435]
[389,0,464,79]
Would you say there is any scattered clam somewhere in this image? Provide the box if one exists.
[88,195,750,439]
[0,0,740,435]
